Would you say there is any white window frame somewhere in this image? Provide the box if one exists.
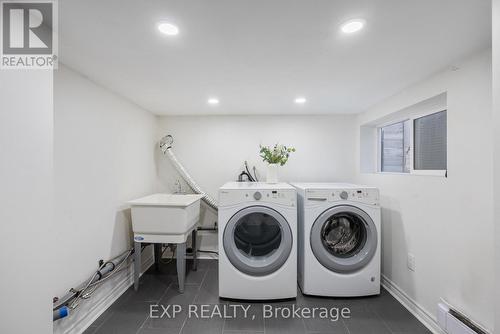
[377,108,447,177]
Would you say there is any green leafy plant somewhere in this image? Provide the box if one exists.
[259,144,296,166]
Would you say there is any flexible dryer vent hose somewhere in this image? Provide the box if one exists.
[160,135,218,211]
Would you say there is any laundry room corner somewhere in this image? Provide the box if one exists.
[52,64,160,333]
[355,50,495,331]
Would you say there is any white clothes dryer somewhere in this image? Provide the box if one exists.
[218,182,297,300]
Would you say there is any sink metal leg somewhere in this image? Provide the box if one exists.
[134,241,141,291]
[192,230,198,271]
[154,243,162,271]
[176,242,186,293]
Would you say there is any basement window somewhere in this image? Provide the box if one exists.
[378,110,447,176]
[413,111,447,171]
[380,120,411,173]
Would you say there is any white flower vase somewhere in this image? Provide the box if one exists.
[266,163,279,183]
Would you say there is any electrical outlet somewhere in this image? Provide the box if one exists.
[407,253,416,272]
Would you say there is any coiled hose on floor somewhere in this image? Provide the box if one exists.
[53,248,134,321]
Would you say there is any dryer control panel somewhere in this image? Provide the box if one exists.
[219,189,296,207]
[305,188,379,206]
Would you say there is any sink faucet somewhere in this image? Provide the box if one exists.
[174,179,182,194]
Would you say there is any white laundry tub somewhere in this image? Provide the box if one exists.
[129,193,204,242]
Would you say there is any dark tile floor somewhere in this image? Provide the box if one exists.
[84,260,431,334]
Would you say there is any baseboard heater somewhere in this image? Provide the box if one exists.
[437,303,489,334]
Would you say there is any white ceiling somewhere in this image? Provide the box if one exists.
[59,0,491,115]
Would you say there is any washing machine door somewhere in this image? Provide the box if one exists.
[310,205,377,273]
[223,206,293,276]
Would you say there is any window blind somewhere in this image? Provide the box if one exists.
[413,110,447,170]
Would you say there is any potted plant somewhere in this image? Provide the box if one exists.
[259,144,296,183]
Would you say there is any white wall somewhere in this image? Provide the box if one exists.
[156,115,357,250]
[53,65,158,331]
[0,71,54,333]
[493,0,500,332]
[355,51,494,330]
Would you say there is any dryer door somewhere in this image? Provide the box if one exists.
[310,205,377,273]
[223,206,293,276]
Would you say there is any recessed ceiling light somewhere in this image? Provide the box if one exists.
[294,97,307,104]
[340,19,365,34]
[207,98,219,105]
[157,22,179,36]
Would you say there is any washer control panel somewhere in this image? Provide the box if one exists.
[306,188,379,205]
[220,189,296,207]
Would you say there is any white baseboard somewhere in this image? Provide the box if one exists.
[53,255,154,334]
[381,274,446,334]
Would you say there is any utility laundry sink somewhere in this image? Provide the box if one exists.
[128,193,204,242]
[129,193,204,293]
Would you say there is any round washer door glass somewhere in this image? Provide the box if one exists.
[310,205,377,273]
[223,206,292,276]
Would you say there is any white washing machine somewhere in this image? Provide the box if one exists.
[291,183,381,297]
[218,182,297,300]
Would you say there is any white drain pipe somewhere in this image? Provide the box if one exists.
[160,135,218,211]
